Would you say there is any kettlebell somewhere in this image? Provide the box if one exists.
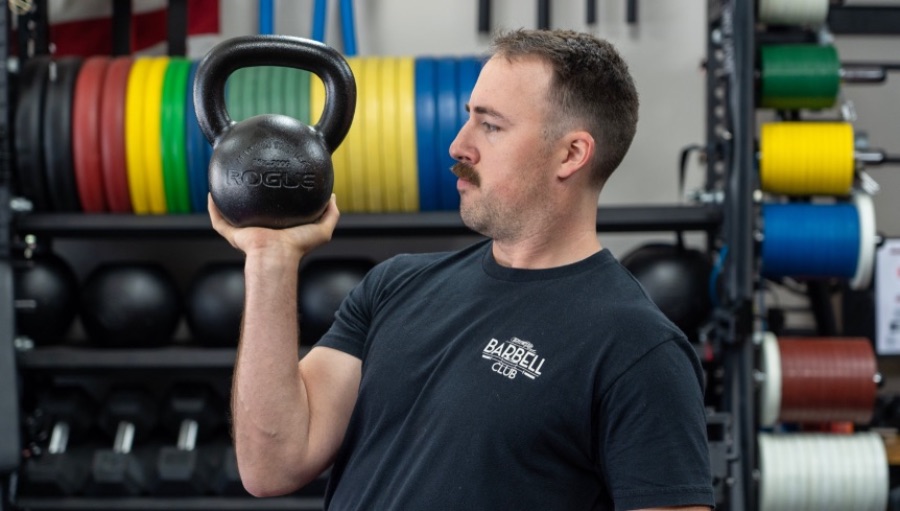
[194,35,356,228]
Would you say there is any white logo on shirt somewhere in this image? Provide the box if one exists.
[482,337,545,380]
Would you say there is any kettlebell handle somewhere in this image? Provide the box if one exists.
[193,35,356,153]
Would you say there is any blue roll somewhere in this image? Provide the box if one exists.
[415,58,439,211]
[761,202,860,280]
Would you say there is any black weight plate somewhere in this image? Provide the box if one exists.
[14,56,52,211]
[43,58,84,212]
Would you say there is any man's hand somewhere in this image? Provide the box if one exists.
[208,193,341,259]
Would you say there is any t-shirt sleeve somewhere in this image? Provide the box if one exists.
[311,260,384,359]
[596,338,716,510]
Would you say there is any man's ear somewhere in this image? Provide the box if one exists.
[557,130,594,180]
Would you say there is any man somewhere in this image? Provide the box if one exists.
[209,29,714,510]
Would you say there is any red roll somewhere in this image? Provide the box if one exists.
[778,337,877,424]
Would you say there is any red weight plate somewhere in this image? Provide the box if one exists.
[779,337,877,424]
[100,57,134,213]
[73,56,110,212]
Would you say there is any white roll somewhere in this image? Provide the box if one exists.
[758,0,829,26]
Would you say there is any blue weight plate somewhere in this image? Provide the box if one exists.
[414,58,439,211]
[186,60,209,212]
[435,57,459,211]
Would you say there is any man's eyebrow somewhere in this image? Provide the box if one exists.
[465,103,510,123]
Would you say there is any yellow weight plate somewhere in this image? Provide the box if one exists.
[363,57,384,212]
[143,57,170,214]
[380,57,401,212]
[345,57,367,212]
[397,57,419,212]
[125,57,152,214]
[311,70,351,212]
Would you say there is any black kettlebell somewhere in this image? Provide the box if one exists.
[194,35,356,228]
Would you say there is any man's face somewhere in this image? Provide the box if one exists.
[449,56,559,241]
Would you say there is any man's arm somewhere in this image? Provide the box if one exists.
[209,195,361,497]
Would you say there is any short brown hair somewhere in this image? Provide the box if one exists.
[489,29,640,188]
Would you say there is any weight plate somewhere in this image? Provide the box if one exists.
[143,57,171,214]
[435,57,459,211]
[397,57,418,212]
[284,65,299,120]
[72,56,110,212]
[43,57,84,212]
[125,58,152,213]
[14,56,52,211]
[414,57,438,211]
[254,66,271,116]
[297,68,311,124]
[185,60,209,212]
[345,57,366,212]
[100,57,133,212]
[270,65,286,116]
[458,56,481,119]
[363,57,384,212]
[225,66,245,122]
[161,58,191,213]
[380,57,401,212]
[241,64,258,120]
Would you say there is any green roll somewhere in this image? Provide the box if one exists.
[760,44,840,110]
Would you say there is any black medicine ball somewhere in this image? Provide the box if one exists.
[186,262,245,347]
[298,258,374,344]
[79,262,181,347]
[620,243,713,337]
[13,252,79,345]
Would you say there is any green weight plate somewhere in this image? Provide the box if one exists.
[225,67,245,122]
[297,70,311,124]
[255,66,271,116]
[284,66,299,120]
[270,66,286,116]
[161,58,192,213]
[241,65,258,120]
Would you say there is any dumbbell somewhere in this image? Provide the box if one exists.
[85,387,156,496]
[149,383,222,495]
[22,387,95,496]
[209,437,248,496]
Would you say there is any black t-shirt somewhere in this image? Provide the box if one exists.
[316,240,715,510]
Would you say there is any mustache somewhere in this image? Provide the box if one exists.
[451,162,480,186]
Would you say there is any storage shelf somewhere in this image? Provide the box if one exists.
[16,346,311,370]
[13,496,324,510]
[12,204,721,238]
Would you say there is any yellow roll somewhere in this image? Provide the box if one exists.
[397,57,419,212]
[144,57,171,214]
[760,121,854,196]
[125,58,151,214]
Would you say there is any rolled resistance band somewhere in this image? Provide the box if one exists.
[757,0,829,26]
[759,44,893,110]
[759,121,899,197]
[760,192,876,290]
[759,121,854,196]
[758,432,888,511]
[758,332,878,427]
